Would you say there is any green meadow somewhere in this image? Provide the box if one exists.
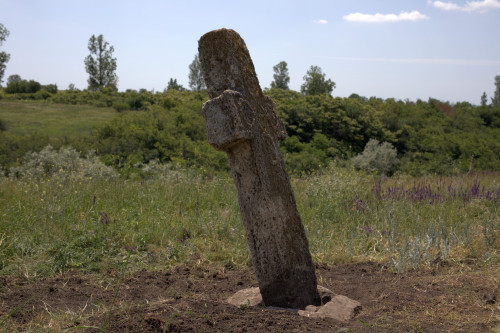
[1,155,499,278]
[0,100,116,138]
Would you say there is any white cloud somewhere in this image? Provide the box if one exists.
[430,0,500,12]
[313,19,328,24]
[343,11,429,23]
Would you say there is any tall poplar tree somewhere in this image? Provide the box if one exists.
[493,75,500,107]
[481,92,488,106]
[188,54,205,91]
[0,23,10,86]
[270,61,290,89]
[84,34,118,90]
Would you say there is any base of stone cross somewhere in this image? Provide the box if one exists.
[226,286,361,322]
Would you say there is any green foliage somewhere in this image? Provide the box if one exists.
[0,23,8,45]
[93,91,227,174]
[2,87,500,176]
[0,52,9,87]
[167,78,185,91]
[267,88,393,173]
[50,88,119,106]
[124,89,149,110]
[3,75,52,99]
[0,23,10,86]
[300,65,335,96]
[112,101,129,112]
[0,101,118,171]
[0,131,47,171]
[84,34,118,90]
[477,105,500,128]
[481,92,488,106]
[188,54,205,91]
[352,139,399,175]
[493,75,500,107]
[6,74,20,85]
[270,61,290,90]
[377,98,500,175]
[44,83,58,94]
[5,78,42,94]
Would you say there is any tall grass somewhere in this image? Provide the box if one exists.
[299,167,499,271]
[0,157,499,278]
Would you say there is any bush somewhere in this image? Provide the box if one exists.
[352,139,399,175]
[44,84,58,94]
[113,101,129,112]
[5,79,42,94]
[11,145,116,180]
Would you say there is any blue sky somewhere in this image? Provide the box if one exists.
[1,0,499,104]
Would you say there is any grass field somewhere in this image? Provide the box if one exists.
[1,158,499,278]
[0,100,116,138]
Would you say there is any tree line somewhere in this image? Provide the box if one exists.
[0,31,338,97]
[1,86,499,177]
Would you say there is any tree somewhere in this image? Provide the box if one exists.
[481,92,488,106]
[270,61,290,89]
[166,78,184,91]
[7,74,21,85]
[349,93,368,102]
[0,23,10,86]
[300,65,335,96]
[188,54,205,91]
[84,34,118,91]
[492,75,500,107]
[5,78,41,94]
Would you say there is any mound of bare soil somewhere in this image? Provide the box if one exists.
[1,262,499,332]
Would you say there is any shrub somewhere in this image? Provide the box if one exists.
[352,139,399,175]
[11,145,116,180]
[44,84,58,94]
[125,90,146,110]
[113,101,129,112]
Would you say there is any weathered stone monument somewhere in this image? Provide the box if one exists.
[198,28,320,309]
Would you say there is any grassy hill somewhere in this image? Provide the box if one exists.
[0,100,116,138]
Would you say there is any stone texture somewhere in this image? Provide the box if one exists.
[299,295,362,322]
[226,286,362,322]
[226,287,262,307]
[198,28,319,309]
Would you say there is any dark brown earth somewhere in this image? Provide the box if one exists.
[1,261,499,332]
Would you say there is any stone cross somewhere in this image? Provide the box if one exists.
[198,28,320,309]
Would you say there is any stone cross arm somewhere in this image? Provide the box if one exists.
[202,90,287,151]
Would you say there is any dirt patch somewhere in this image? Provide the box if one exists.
[1,262,499,332]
